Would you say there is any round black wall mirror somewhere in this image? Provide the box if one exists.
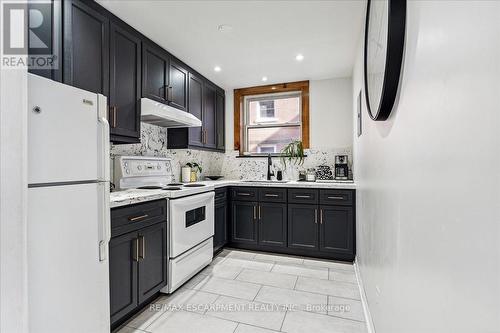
[364,0,406,121]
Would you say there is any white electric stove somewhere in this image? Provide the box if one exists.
[114,155,215,293]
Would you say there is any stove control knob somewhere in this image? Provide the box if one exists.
[157,164,161,170]
[137,165,142,171]
[125,169,130,174]
[124,162,128,167]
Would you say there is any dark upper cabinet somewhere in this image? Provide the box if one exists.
[231,201,258,244]
[142,42,168,103]
[109,231,138,325]
[216,90,225,151]
[319,206,354,255]
[203,81,217,149]
[63,0,109,95]
[137,222,167,304]
[109,21,141,143]
[288,204,319,250]
[188,73,204,147]
[214,199,228,252]
[258,202,287,248]
[168,58,188,111]
[28,0,62,81]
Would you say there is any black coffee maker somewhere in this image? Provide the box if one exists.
[334,155,349,180]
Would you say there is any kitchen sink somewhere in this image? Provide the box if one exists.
[242,180,290,183]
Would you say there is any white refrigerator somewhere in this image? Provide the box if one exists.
[27,74,111,332]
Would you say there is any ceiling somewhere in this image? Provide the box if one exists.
[98,0,365,90]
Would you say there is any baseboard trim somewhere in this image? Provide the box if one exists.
[354,256,376,333]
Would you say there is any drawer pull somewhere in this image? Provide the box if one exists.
[128,214,149,222]
[327,196,344,200]
[238,193,251,196]
[264,194,279,197]
[295,195,311,199]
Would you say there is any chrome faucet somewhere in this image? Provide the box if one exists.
[267,154,275,180]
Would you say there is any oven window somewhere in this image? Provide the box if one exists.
[185,206,206,227]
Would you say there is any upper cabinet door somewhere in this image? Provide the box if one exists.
[216,89,225,151]
[63,0,109,95]
[168,59,188,111]
[203,81,217,149]
[142,42,168,103]
[109,22,141,143]
[188,73,204,147]
[28,0,62,81]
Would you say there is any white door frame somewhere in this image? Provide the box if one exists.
[0,67,29,332]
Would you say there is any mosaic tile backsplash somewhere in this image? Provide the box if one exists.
[110,123,353,182]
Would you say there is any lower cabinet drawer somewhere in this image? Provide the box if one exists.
[259,188,287,203]
[231,187,259,201]
[167,238,213,293]
[111,200,167,237]
[319,190,353,206]
[288,189,319,204]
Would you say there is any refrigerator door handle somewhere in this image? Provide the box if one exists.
[98,182,111,262]
[97,94,110,182]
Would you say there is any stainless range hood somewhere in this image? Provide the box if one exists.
[140,98,202,128]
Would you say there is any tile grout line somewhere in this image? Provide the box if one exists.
[279,310,288,332]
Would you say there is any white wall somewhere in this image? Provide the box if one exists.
[225,77,353,151]
[310,78,352,149]
[352,1,500,332]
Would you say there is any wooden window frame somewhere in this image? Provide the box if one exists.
[234,80,310,155]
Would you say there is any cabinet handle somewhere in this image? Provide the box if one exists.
[258,205,261,220]
[264,194,279,197]
[296,195,311,199]
[320,209,323,225]
[238,193,251,196]
[167,86,173,102]
[315,209,318,224]
[138,235,145,260]
[133,238,139,262]
[109,106,117,128]
[128,214,148,222]
[158,85,168,101]
[253,206,257,221]
[327,196,344,200]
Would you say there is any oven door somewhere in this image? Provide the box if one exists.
[169,191,215,258]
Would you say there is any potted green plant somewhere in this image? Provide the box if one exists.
[186,162,202,182]
[280,140,305,168]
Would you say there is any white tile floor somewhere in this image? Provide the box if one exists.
[116,249,368,333]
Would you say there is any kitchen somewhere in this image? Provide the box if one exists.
[1,1,499,333]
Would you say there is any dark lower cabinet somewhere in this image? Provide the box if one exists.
[214,199,228,252]
[137,222,167,304]
[231,201,258,244]
[258,203,287,248]
[287,204,319,250]
[109,21,141,143]
[319,206,354,255]
[109,231,138,325]
[110,200,167,328]
[229,187,356,262]
[63,0,109,95]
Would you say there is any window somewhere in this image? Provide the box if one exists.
[234,81,310,156]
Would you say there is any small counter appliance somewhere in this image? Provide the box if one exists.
[334,155,349,180]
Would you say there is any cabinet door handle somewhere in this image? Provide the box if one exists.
[296,195,311,199]
[320,209,323,225]
[253,205,257,221]
[128,214,149,222]
[167,86,173,102]
[258,205,261,220]
[138,235,145,260]
[264,194,279,197]
[238,192,251,196]
[314,209,318,224]
[327,196,344,200]
[109,106,117,128]
[133,238,139,262]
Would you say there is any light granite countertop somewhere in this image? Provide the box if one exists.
[110,179,356,208]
